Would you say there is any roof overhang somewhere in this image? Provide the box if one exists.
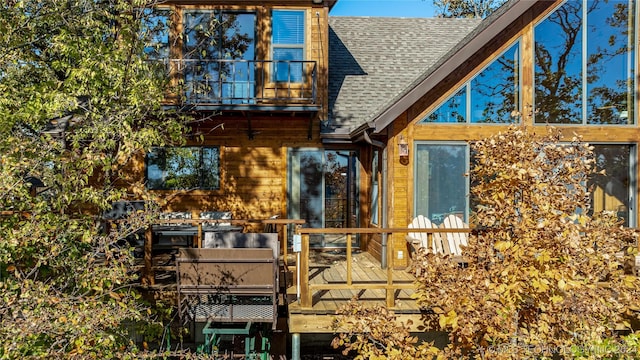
[349,0,538,139]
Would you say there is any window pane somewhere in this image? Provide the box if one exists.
[220,12,256,60]
[589,145,632,226]
[273,48,303,82]
[146,148,166,189]
[184,11,219,60]
[420,87,466,123]
[141,8,170,60]
[415,144,467,224]
[273,10,305,45]
[534,0,583,124]
[587,0,635,124]
[201,147,221,189]
[146,147,220,190]
[470,42,520,123]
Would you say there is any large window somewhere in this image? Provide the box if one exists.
[183,10,256,103]
[272,10,305,82]
[420,41,520,124]
[534,0,635,124]
[414,144,469,223]
[146,147,220,190]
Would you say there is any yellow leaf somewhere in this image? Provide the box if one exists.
[558,279,566,290]
[550,295,564,304]
[439,310,458,330]
[494,241,512,252]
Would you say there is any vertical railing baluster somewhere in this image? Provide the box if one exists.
[346,233,352,285]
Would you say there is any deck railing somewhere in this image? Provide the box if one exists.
[293,227,473,309]
[159,59,318,106]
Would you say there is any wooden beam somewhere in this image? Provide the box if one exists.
[288,313,426,334]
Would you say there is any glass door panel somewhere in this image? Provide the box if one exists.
[288,149,359,248]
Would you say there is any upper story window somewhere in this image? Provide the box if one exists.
[182,10,256,103]
[146,147,220,190]
[183,10,256,62]
[420,41,521,124]
[272,10,305,82]
[534,0,635,125]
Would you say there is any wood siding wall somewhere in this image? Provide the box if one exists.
[125,1,334,232]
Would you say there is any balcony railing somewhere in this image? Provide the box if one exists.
[160,59,318,107]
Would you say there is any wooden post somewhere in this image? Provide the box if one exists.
[386,232,394,308]
[282,224,288,266]
[300,234,311,308]
[144,227,154,286]
[346,233,352,285]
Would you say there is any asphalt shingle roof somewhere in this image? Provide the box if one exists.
[326,16,481,136]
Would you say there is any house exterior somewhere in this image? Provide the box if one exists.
[350,0,638,269]
[134,0,639,356]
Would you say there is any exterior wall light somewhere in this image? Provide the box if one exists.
[398,135,409,165]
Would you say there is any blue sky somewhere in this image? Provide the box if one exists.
[330,0,436,17]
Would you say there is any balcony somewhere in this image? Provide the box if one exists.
[160,59,318,111]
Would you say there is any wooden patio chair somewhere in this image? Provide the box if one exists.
[406,215,445,255]
[440,214,468,256]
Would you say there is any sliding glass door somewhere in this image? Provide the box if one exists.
[288,149,359,248]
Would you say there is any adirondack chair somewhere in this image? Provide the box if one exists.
[406,215,445,255]
[440,214,468,256]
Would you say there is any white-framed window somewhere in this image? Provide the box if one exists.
[272,10,305,82]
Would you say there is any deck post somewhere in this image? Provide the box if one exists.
[282,224,288,266]
[144,227,154,286]
[300,234,311,308]
[291,333,301,360]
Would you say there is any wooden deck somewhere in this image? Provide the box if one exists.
[286,250,424,334]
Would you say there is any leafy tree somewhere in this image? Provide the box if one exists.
[333,126,640,359]
[0,0,190,358]
[432,0,506,18]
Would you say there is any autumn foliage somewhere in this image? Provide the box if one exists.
[333,126,640,359]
